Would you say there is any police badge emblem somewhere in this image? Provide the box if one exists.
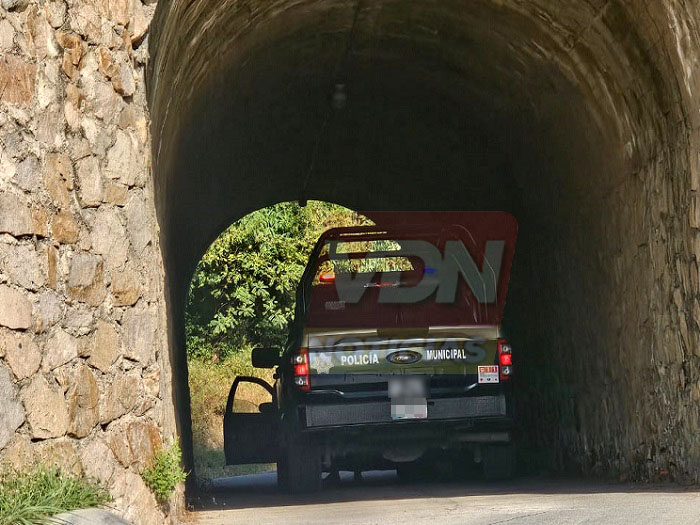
[311,352,333,374]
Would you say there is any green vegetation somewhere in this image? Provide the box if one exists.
[141,443,188,502]
[186,201,368,361]
[188,352,276,480]
[186,201,366,480]
[0,465,110,525]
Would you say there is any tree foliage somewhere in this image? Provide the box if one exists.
[185,201,367,360]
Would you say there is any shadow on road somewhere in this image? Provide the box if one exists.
[189,470,697,512]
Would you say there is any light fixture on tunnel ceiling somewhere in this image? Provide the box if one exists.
[298,0,362,208]
[332,83,347,110]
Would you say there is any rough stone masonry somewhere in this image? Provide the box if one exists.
[4,0,700,524]
[0,1,174,523]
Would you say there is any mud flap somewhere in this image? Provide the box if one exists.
[223,376,279,465]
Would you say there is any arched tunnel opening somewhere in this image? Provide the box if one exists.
[146,0,700,492]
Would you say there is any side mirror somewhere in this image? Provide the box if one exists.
[251,347,280,369]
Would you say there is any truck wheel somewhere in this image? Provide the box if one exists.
[482,444,516,480]
[396,461,430,483]
[276,455,289,491]
[284,433,322,493]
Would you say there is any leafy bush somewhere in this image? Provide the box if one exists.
[141,443,188,502]
[185,201,368,361]
[0,465,110,525]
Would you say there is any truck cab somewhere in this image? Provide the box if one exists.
[224,212,518,492]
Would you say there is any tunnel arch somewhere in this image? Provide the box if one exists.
[147,0,700,484]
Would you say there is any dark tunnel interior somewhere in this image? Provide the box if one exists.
[147,0,699,486]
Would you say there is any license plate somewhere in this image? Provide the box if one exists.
[478,365,499,384]
[389,377,427,420]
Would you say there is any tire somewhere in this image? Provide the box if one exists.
[276,454,289,492]
[283,432,322,493]
[396,461,430,483]
[482,443,516,480]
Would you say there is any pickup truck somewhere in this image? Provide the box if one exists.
[223,212,518,492]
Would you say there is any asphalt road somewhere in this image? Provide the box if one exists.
[185,471,700,524]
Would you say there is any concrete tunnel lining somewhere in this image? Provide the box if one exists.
[147,0,700,484]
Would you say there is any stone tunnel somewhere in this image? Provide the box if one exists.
[1,0,700,523]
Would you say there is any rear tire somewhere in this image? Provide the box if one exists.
[482,443,516,480]
[276,455,289,491]
[396,461,430,483]
[283,433,322,493]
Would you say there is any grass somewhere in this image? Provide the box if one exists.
[141,443,188,502]
[0,465,110,525]
[188,352,276,481]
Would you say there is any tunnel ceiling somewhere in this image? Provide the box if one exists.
[148,0,700,481]
[149,0,660,282]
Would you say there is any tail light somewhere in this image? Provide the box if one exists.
[497,338,513,381]
[292,348,310,391]
[319,272,336,283]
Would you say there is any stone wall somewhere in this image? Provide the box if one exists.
[0,1,174,523]
[3,0,700,523]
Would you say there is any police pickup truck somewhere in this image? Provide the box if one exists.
[223,212,518,492]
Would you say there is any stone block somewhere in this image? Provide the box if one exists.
[0,434,32,468]
[121,306,155,364]
[0,285,32,330]
[34,103,64,148]
[0,20,14,51]
[67,253,107,306]
[105,130,140,186]
[104,181,129,206]
[130,0,148,44]
[45,168,72,209]
[47,152,74,189]
[111,265,140,306]
[96,0,131,27]
[13,155,42,192]
[0,55,36,106]
[79,438,117,485]
[111,62,135,97]
[107,424,131,467]
[76,156,104,207]
[113,470,163,525]
[89,319,121,372]
[34,290,64,331]
[63,303,95,336]
[52,210,80,244]
[31,207,49,238]
[69,253,100,288]
[100,372,142,424]
[124,193,152,254]
[43,327,79,370]
[27,5,59,60]
[0,192,34,237]
[0,242,47,290]
[46,0,67,28]
[0,366,25,450]
[22,374,68,439]
[34,438,83,476]
[126,421,160,469]
[67,364,100,438]
[2,330,41,380]
[47,244,58,289]
[92,207,129,269]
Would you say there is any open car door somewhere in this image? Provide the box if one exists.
[223,376,279,465]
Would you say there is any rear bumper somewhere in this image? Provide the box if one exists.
[302,394,508,429]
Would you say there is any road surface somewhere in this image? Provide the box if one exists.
[184,471,700,524]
